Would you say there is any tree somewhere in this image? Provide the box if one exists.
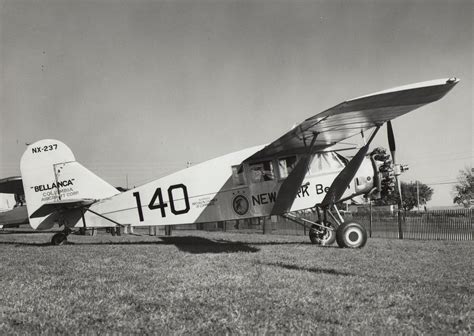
[453,167,473,208]
[400,181,433,211]
[374,181,433,211]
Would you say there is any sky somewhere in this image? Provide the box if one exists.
[0,0,472,207]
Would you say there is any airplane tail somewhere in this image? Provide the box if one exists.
[20,139,120,230]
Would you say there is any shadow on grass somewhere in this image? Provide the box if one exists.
[0,236,260,254]
[261,261,353,276]
[225,240,339,248]
[158,236,260,254]
[0,241,51,246]
[0,230,49,235]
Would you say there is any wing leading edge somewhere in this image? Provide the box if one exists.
[246,78,459,161]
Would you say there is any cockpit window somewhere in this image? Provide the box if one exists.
[278,156,297,179]
[249,161,275,183]
[232,165,246,186]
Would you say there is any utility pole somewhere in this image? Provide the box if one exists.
[416,180,420,211]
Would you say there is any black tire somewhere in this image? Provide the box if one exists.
[51,233,67,246]
[336,222,367,248]
[309,223,336,246]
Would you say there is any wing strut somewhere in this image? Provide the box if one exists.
[320,126,381,208]
[307,126,381,248]
[270,133,318,215]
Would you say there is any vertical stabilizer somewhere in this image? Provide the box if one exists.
[20,139,119,229]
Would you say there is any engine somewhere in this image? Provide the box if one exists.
[369,147,408,200]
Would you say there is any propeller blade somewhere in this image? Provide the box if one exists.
[387,121,396,163]
[387,121,403,206]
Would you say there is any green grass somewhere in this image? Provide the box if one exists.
[0,229,472,335]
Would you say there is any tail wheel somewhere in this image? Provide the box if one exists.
[51,232,68,246]
[309,223,336,246]
[336,222,367,248]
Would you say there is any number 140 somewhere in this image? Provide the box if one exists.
[132,184,190,221]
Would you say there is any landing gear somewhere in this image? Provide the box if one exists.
[307,204,368,248]
[51,232,68,245]
[309,222,336,246]
[335,222,367,248]
[281,214,337,246]
[51,228,71,245]
[282,207,368,248]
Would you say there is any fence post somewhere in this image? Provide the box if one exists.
[149,226,157,236]
[369,202,373,238]
[262,216,272,235]
[397,208,403,239]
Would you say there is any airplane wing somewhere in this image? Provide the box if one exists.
[30,199,96,218]
[0,176,24,194]
[245,78,459,161]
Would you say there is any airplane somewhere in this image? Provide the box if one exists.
[0,176,29,228]
[18,78,459,247]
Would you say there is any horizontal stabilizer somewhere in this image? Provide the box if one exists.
[30,199,96,218]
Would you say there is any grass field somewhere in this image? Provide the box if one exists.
[0,229,472,335]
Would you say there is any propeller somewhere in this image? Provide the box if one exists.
[387,121,403,207]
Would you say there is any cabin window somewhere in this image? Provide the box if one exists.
[309,152,345,173]
[232,165,246,186]
[249,160,275,183]
[278,156,297,179]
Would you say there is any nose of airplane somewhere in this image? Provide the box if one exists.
[370,147,395,199]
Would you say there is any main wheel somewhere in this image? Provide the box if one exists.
[51,232,68,246]
[309,223,336,246]
[336,222,367,248]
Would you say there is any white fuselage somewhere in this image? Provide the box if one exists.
[78,145,375,228]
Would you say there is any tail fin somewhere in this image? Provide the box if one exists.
[20,139,119,229]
